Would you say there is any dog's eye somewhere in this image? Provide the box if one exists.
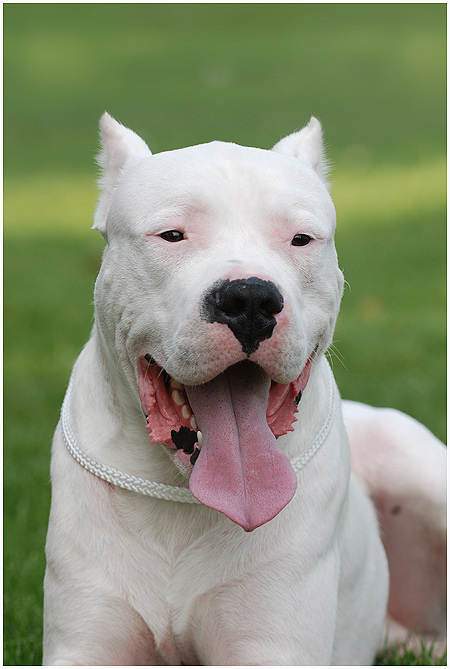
[160,230,185,243]
[291,234,312,247]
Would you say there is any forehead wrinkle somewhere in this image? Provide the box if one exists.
[141,191,214,228]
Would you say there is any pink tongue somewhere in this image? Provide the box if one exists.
[185,363,298,531]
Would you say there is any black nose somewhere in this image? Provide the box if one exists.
[202,277,284,356]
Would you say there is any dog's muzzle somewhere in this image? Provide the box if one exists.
[202,277,284,355]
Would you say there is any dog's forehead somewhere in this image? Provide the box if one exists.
[117,140,332,215]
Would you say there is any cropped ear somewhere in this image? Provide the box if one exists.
[272,117,329,187]
[93,112,152,239]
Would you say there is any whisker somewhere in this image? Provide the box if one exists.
[326,342,348,372]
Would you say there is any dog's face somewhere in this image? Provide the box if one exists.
[92,114,344,530]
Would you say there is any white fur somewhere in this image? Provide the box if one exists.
[93,113,152,239]
[272,116,330,186]
[43,116,445,665]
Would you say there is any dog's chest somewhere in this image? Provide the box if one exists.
[110,495,231,637]
[111,493,299,662]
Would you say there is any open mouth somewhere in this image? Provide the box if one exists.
[138,352,315,531]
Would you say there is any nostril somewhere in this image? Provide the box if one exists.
[215,290,247,319]
[260,296,283,319]
[221,298,246,318]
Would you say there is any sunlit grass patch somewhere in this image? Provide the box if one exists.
[4,173,97,236]
[332,157,446,224]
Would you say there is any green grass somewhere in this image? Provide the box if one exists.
[376,638,447,666]
[4,4,446,665]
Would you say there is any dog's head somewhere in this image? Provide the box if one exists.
[92,113,344,530]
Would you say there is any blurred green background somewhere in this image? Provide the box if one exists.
[4,4,446,665]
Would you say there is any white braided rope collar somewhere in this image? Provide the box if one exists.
[61,364,336,504]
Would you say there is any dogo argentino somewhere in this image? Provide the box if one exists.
[43,114,446,665]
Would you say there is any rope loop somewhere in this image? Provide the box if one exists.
[61,364,336,503]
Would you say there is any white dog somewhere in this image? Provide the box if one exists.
[43,114,446,665]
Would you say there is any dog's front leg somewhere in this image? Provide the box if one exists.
[180,551,340,666]
[43,574,162,666]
